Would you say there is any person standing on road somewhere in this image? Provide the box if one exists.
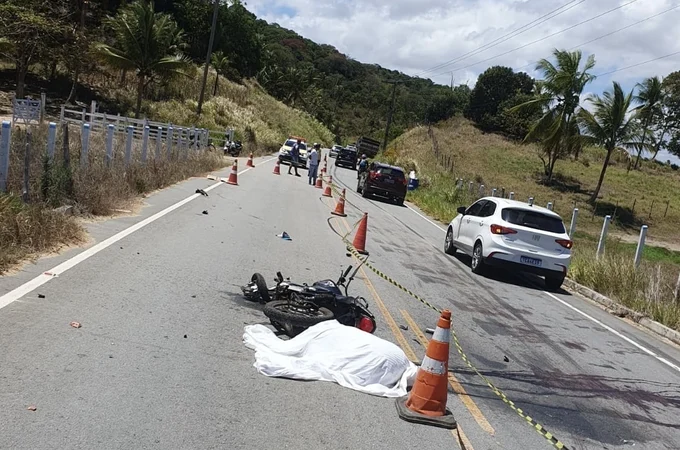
[288,139,301,176]
[308,143,320,185]
[357,154,368,179]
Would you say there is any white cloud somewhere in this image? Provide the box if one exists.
[245,0,680,93]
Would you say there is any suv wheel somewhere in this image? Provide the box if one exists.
[444,228,456,255]
[471,242,485,275]
[545,275,565,292]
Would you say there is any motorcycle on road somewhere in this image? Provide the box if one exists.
[241,258,377,337]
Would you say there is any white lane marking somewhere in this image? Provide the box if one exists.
[404,199,680,373]
[543,291,680,373]
[0,157,277,310]
[406,204,447,232]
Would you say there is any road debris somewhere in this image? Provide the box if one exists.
[38,294,45,299]
[70,321,82,328]
[503,356,510,363]
[195,188,208,197]
[202,210,209,215]
[27,406,37,411]
[425,328,435,334]
[276,231,292,241]
[399,324,408,331]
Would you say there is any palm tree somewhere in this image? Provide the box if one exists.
[95,0,191,118]
[579,82,636,204]
[511,49,596,181]
[630,76,664,171]
[211,51,229,96]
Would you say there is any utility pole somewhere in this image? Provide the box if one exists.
[382,80,401,152]
[197,0,220,117]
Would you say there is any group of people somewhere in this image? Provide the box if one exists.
[286,138,369,185]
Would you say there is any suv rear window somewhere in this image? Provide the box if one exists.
[375,166,404,178]
[501,208,565,233]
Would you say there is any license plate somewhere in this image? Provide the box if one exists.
[384,179,394,184]
[520,256,542,267]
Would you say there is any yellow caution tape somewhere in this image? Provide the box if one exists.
[328,179,569,450]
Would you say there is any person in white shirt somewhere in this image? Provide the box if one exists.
[308,143,320,185]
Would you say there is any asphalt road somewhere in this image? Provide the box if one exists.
[1,151,679,450]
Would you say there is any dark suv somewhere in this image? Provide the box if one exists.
[357,162,408,205]
[336,148,357,170]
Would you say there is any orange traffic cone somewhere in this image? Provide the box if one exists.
[351,213,369,255]
[315,175,323,189]
[273,160,281,175]
[395,310,456,429]
[246,153,255,168]
[331,189,347,217]
[224,160,238,185]
[322,176,333,197]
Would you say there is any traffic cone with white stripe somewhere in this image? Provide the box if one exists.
[273,159,281,175]
[223,160,238,185]
[396,310,457,429]
[246,153,255,168]
[315,174,323,189]
[322,176,333,197]
[331,189,347,217]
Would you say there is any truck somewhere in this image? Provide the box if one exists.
[355,136,381,158]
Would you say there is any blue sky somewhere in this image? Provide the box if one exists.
[246,0,680,163]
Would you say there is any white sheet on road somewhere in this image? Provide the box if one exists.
[243,320,418,397]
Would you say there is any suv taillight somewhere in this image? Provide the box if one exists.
[369,171,378,180]
[490,224,517,235]
[555,239,573,249]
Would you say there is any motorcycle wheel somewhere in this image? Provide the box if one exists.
[263,299,334,335]
[251,273,270,303]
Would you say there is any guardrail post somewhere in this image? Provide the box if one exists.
[528,197,534,206]
[468,181,473,192]
[81,108,86,124]
[547,202,553,211]
[633,225,648,269]
[569,208,578,237]
[81,123,90,168]
[40,92,46,123]
[106,124,114,167]
[125,125,133,166]
[47,122,57,161]
[478,184,484,197]
[23,130,32,202]
[191,127,197,152]
[155,127,162,160]
[509,191,514,200]
[60,105,65,123]
[596,215,611,259]
[141,125,149,164]
[166,126,174,159]
[491,188,497,197]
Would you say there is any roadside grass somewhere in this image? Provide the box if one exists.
[389,117,680,244]
[0,123,226,274]
[383,117,680,331]
[101,68,334,154]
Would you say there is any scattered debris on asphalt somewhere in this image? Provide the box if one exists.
[191,295,196,298]
[38,294,45,299]
[70,321,82,328]
[195,188,208,197]
[503,356,510,363]
[276,231,292,241]
[44,272,57,277]
[27,406,37,411]
[425,328,435,334]
[399,324,408,331]
[183,334,187,338]
[202,210,209,215]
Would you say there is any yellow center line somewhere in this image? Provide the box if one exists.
[400,309,495,436]
[326,198,476,450]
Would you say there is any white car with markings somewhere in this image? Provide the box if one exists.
[444,197,573,290]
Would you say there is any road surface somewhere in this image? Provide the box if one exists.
[1,151,679,450]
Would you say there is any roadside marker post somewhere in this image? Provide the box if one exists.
[528,197,534,206]
[547,202,553,211]
[124,125,133,166]
[46,122,57,161]
[596,215,611,259]
[478,184,484,197]
[509,192,514,200]
[569,208,579,237]
[81,123,91,168]
[491,188,497,197]
[633,225,648,269]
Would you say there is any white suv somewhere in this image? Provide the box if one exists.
[444,197,572,290]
